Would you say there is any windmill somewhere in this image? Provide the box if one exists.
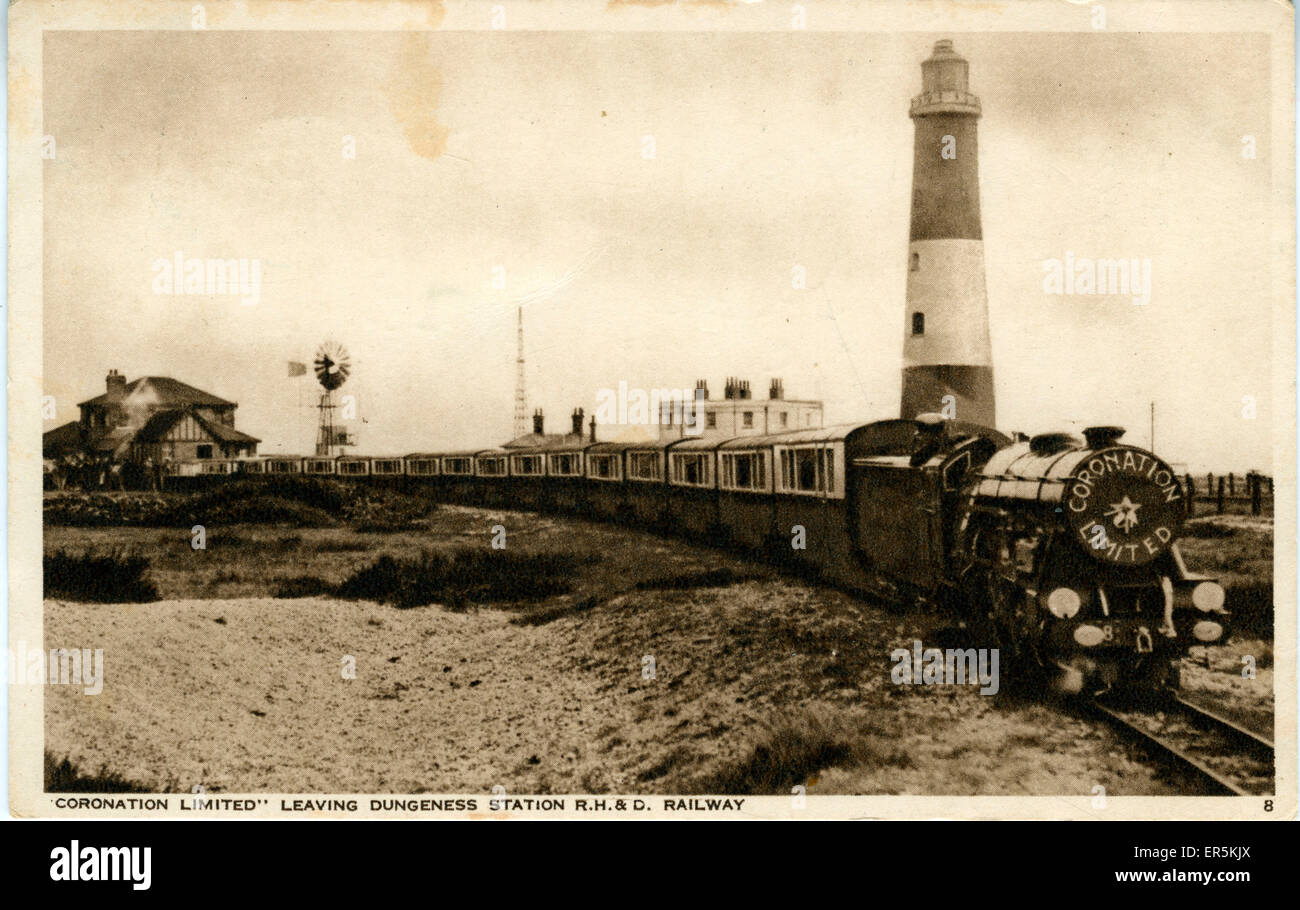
[313,341,352,456]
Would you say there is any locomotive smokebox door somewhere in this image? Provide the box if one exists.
[1062,447,1185,566]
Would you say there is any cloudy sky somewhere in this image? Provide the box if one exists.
[42,29,1274,471]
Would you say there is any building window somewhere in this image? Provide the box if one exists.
[912,312,925,335]
[706,412,717,429]
[742,411,753,428]
[780,412,788,427]
[910,251,920,272]
[196,444,213,459]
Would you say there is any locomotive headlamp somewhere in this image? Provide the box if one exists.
[1046,587,1082,619]
[1191,581,1226,612]
[1192,621,1224,643]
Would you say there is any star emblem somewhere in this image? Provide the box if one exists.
[1104,495,1142,533]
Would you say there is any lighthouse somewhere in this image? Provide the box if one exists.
[900,40,996,427]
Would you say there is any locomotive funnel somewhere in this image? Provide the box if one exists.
[901,40,996,428]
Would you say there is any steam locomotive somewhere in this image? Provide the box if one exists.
[165,414,1227,695]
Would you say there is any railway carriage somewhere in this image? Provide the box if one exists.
[403,453,441,482]
[665,437,720,539]
[474,449,512,506]
[623,444,670,526]
[439,451,479,501]
[336,455,372,478]
[542,439,589,514]
[584,442,631,520]
[715,434,776,552]
[507,447,548,510]
[369,456,406,478]
[302,456,336,475]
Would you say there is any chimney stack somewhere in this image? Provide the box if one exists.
[695,379,709,400]
[740,379,751,400]
[106,369,127,400]
[532,408,544,435]
[589,414,597,443]
[571,407,584,437]
[769,378,784,400]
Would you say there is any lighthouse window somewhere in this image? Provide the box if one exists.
[910,252,920,272]
[912,312,925,335]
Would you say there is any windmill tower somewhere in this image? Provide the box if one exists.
[513,305,528,439]
[313,341,352,456]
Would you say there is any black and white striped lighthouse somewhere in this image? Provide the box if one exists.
[900,40,996,427]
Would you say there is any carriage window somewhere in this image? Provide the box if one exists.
[512,455,542,475]
[478,458,506,476]
[549,454,580,476]
[721,452,766,491]
[589,455,619,479]
[444,458,472,475]
[912,312,925,335]
[780,447,826,493]
[629,452,660,480]
[672,453,711,487]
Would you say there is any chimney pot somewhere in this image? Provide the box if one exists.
[532,409,544,436]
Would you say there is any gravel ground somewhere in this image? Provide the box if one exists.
[44,509,1273,795]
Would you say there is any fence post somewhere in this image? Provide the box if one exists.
[1217,476,1225,514]
[1185,474,1196,518]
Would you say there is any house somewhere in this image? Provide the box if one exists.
[43,370,260,463]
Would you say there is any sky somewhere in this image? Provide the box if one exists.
[41,29,1275,472]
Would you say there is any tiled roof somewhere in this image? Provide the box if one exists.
[79,376,235,409]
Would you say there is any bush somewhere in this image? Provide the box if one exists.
[45,751,155,793]
[44,550,159,602]
[273,575,336,598]
[337,549,578,609]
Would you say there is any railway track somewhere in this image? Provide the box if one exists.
[1086,693,1274,796]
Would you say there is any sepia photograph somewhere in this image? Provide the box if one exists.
[7,0,1295,825]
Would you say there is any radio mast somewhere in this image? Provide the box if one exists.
[514,305,528,439]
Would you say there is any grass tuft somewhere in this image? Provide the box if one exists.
[690,710,912,794]
[634,567,763,591]
[44,549,159,602]
[336,548,580,609]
